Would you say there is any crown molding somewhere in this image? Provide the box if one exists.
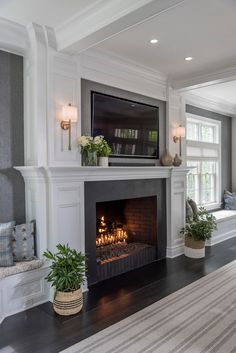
[79,48,167,100]
[55,0,186,54]
[85,48,167,84]
[183,92,236,117]
[0,18,29,55]
[172,65,236,91]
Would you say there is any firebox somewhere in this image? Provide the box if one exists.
[96,197,157,281]
[85,179,166,285]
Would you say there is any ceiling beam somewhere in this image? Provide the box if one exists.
[56,0,186,54]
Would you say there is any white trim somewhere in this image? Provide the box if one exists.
[56,0,186,53]
[173,65,236,92]
[166,244,184,258]
[0,18,29,56]
[80,48,167,101]
[186,114,222,208]
[184,93,236,117]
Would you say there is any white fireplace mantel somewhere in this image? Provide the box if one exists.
[15,166,190,263]
[16,166,190,181]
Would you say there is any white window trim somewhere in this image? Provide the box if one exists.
[186,113,222,210]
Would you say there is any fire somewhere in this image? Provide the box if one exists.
[96,216,128,247]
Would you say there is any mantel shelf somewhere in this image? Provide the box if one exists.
[15,166,191,182]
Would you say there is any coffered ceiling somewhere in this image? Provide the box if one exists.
[95,0,236,83]
[190,80,236,105]
[0,0,99,28]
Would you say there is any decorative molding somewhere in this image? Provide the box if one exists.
[0,18,29,56]
[183,92,236,117]
[56,0,185,53]
[0,265,50,323]
[206,215,236,246]
[166,244,184,258]
[16,166,190,272]
[172,65,236,91]
[80,48,167,101]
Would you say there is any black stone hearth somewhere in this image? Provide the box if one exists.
[85,179,166,285]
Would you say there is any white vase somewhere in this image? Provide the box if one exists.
[98,156,109,167]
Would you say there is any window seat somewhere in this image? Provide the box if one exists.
[206,210,236,246]
[0,259,50,324]
[0,258,44,279]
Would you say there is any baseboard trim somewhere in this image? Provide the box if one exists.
[166,244,184,258]
[206,230,236,246]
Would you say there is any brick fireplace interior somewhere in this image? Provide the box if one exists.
[85,179,166,286]
[96,196,157,282]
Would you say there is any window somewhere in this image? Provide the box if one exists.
[186,114,221,209]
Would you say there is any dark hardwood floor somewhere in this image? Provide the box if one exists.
[1,237,236,353]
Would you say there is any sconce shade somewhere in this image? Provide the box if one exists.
[176,125,185,138]
[61,104,78,122]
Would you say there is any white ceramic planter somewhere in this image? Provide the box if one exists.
[184,246,205,258]
[98,156,109,167]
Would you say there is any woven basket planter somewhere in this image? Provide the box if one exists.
[53,288,83,316]
[185,235,205,258]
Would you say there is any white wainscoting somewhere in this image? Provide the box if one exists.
[206,210,236,246]
[0,265,50,324]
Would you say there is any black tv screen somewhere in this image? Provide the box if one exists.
[91,92,159,158]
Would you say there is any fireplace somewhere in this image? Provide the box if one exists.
[85,179,166,285]
[96,197,157,281]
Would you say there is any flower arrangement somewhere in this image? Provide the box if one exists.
[94,135,112,157]
[78,135,111,166]
[77,135,97,152]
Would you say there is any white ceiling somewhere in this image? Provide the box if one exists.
[190,80,236,105]
[0,0,99,28]
[96,0,236,81]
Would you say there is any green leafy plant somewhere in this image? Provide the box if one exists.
[44,244,86,292]
[181,207,217,242]
[94,135,112,157]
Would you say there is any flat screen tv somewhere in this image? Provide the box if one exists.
[91,92,159,159]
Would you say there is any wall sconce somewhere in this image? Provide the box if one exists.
[173,125,185,156]
[59,103,78,151]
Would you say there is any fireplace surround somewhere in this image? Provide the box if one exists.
[16,166,190,291]
[85,179,166,285]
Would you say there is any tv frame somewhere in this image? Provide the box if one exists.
[91,91,159,160]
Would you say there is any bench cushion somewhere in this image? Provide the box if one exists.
[211,210,236,223]
[0,259,44,279]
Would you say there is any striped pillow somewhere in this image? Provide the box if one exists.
[0,222,15,267]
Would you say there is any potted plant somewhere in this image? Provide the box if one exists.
[78,135,98,166]
[181,207,217,258]
[44,244,86,316]
[94,135,112,167]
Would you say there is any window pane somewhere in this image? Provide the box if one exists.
[187,161,200,204]
[187,122,199,140]
[201,124,214,143]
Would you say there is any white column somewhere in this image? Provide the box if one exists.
[166,169,187,257]
[166,86,186,163]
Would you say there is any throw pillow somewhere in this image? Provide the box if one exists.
[186,200,193,222]
[0,221,15,267]
[188,199,199,220]
[12,221,36,261]
[224,190,236,210]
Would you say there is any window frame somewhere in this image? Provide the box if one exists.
[186,113,222,210]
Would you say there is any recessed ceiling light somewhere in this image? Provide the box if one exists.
[185,56,193,61]
[150,39,158,44]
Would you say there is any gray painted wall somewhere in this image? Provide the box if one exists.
[81,79,166,165]
[186,104,232,198]
[0,50,25,224]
